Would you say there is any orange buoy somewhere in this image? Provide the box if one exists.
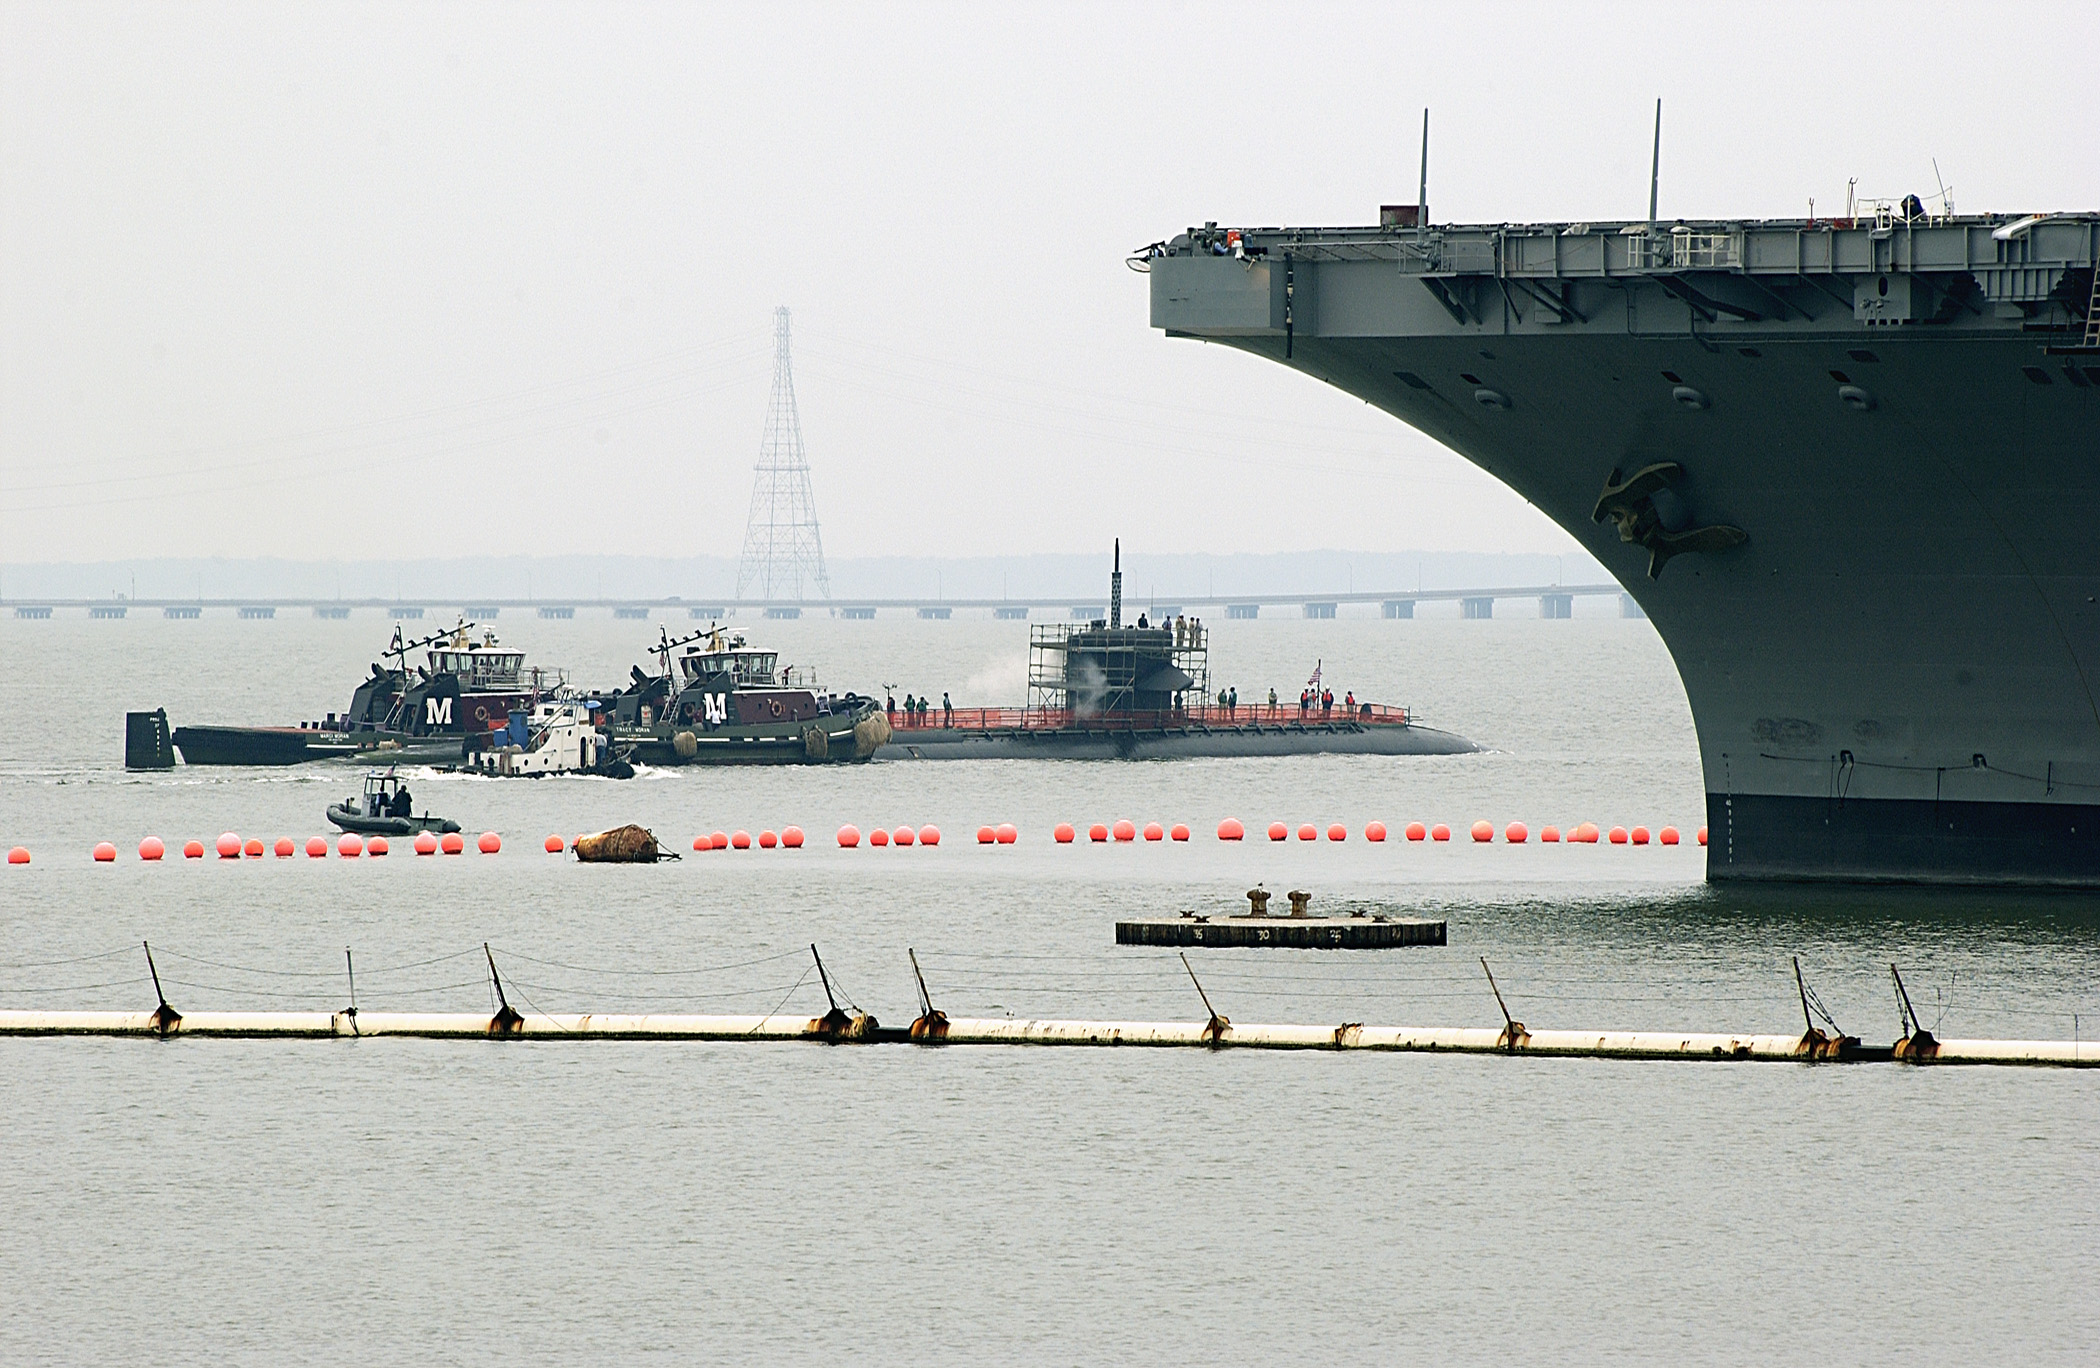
[139,836,165,861]
[368,836,388,856]
[339,834,363,857]
[838,824,862,848]
[1089,823,1108,843]
[1143,822,1164,842]
[182,839,204,859]
[414,832,438,855]
[1540,825,1561,843]
[1169,823,1190,842]
[243,838,264,858]
[1405,822,1427,842]
[892,826,915,847]
[1365,822,1387,842]
[273,837,294,858]
[995,823,1017,845]
[1113,820,1136,842]
[731,830,753,849]
[710,831,728,850]
[1659,826,1680,845]
[1296,823,1317,842]
[1470,820,1493,843]
[1607,826,1629,845]
[1630,826,1651,845]
[759,830,779,849]
[93,842,117,862]
[977,826,996,844]
[1266,821,1287,842]
[918,825,940,846]
[1506,821,1528,843]
[216,832,242,859]
[477,831,501,854]
[783,826,805,848]
[870,827,890,847]
[441,832,465,855]
[1054,823,1075,844]
[1573,822,1600,843]
[1216,818,1244,841]
[5,847,27,865]
[1697,826,1709,846]
[1430,823,1451,842]
[547,835,567,854]
[1325,823,1345,842]
[306,836,328,858]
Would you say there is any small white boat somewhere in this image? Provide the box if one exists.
[467,698,635,779]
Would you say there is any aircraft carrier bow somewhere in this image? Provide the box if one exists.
[1148,207,2100,885]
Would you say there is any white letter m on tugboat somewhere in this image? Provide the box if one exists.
[702,693,728,726]
[425,696,453,727]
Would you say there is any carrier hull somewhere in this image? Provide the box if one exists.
[1151,213,2100,884]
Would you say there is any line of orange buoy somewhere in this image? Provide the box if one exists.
[13,819,1712,866]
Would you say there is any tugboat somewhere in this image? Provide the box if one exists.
[607,624,889,765]
[326,769,462,836]
[464,696,636,778]
[150,620,560,767]
[878,543,1479,760]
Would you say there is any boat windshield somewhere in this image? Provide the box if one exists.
[678,650,777,685]
[430,649,525,687]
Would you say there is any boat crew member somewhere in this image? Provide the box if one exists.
[1137,613,1148,629]
[1344,690,1355,711]
[1268,687,1278,716]
[1228,686,1237,716]
[391,784,413,818]
[942,692,953,727]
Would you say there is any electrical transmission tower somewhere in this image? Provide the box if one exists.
[735,306,831,601]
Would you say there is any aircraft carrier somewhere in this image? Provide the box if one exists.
[1147,202,2100,885]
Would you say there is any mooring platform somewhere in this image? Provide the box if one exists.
[1116,915,1446,949]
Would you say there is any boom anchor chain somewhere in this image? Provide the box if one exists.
[484,943,523,1035]
[1181,953,1230,1045]
[1481,957,1528,1052]
[143,941,181,1037]
[907,949,948,1041]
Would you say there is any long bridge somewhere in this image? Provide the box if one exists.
[5,584,1637,621]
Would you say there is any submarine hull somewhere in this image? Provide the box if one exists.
[878,721,1479,761]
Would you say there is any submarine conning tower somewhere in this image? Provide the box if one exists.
[1030,542,1210,718]
[1147,206,2100,886]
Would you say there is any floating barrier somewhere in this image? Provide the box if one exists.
[1268,822,1288,842]
[893,826,915,847]
[1541,825,1561,842]
[1143,822,1163,842]
[339,834,362,858]
[306,837,327,858]
[783,827,805,849]
[548,835,566,854]
[1114,820,1136,842]
[996,824,1017,845]
[477,832,501,855]
[919,825,940,846]
[140,837,164,861]
[759,830,778,849]
[216,833,241,859]
[441,833,464,855]
[274,837,294,858]
[5,848,27,865]
[870,827,889,847]
[183,840,204,859]
[977,826,996,844]
[1470,820,1493,843]
[1366,822,1386,842]
[1169,824,1189,842]
[1327,823,1346,842]
[1431,823,1451,842]
[243,838,265,858]
[369,837,389,857]
[1506,822,1528,843]
[1054,823,1075,844]
[838,825,861,848]
[1088,824,1107,843]
[1660,826,1680,845]
[414,832,438,855]
[1405,822,1426,842]
[93,842,116,863]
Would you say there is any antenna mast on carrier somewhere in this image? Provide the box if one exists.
[735,307,831,601]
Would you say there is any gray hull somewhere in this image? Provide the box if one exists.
[1151,213,2100,884]
[878,721,1477,760]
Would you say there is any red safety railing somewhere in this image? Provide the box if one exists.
[884,703,1411,732]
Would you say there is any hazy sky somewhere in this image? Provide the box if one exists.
[3,2,2092,565]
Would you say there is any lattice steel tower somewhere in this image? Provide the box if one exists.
[735,307,831,600]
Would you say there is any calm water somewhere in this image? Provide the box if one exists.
[2,611,2095,1364]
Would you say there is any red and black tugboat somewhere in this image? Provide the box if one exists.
[145,620,553,767]
[606,623,889,765]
